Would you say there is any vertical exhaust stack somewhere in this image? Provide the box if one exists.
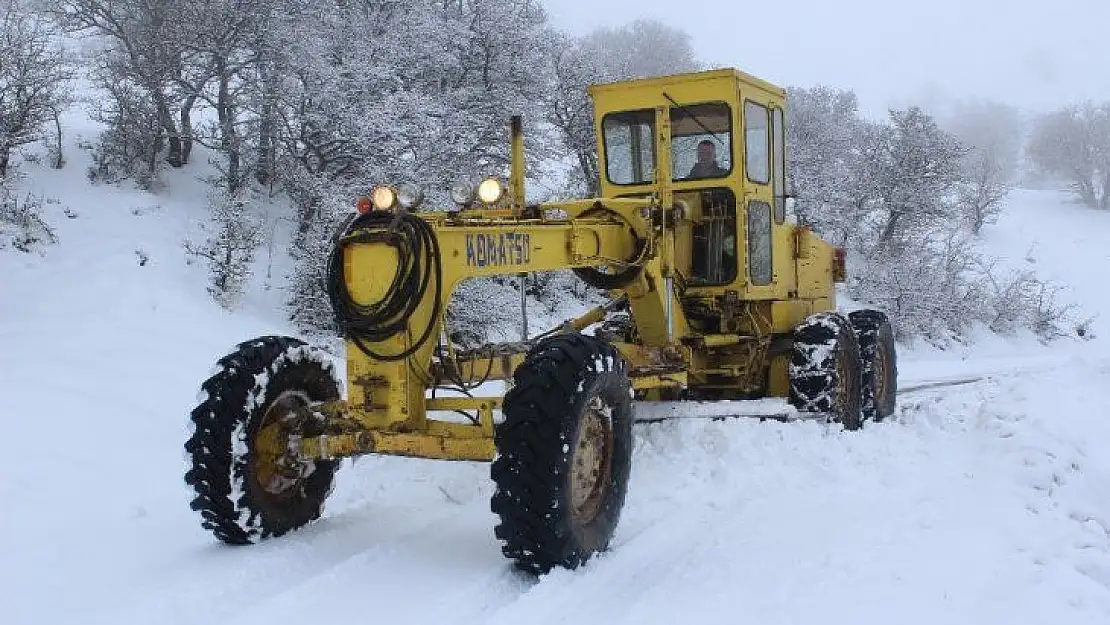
[510,115,525,212]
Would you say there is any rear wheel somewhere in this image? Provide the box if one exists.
[491,333,634,575]
[849,309,897,422]
[184,336,341,544]
[788,312,863,430]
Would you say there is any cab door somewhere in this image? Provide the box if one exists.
[740,98,777,299]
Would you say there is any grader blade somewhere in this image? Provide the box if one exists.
[634,399,801,424]
[631,375,990,425]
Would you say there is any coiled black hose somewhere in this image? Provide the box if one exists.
[325,210,443,362]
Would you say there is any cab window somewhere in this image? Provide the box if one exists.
[745,101,770,184]
[603,109,656,185]
[748,200,773,285]
[671,102,732,181]
[772,107,786,222]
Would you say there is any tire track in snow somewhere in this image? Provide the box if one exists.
[209,504,527,625]
[475,506,725,625]
[85,498,478,625]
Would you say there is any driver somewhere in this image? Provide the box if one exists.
[687,139,727,178]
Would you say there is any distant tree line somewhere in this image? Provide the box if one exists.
[1027,102,1110,209]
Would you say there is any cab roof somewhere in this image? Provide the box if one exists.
[586,67,786,100]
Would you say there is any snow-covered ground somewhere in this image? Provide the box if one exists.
[3,122,1110,624]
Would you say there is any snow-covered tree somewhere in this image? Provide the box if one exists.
[786,97,1072,345]
[854,107,967,251]
[784,85,865,245]
[173,0,271,193]
[956,149,1012,235]
[56,0,193,170]
[939,99,1023,233]
[0,0,72,177]
[1027,102,1110,209]
[577,19,700,82]
[86,74,164,188]
[280,0,567,331]
[545,37,606,196]
[546,19,700,196]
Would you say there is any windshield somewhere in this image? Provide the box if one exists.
[671,102,732,181]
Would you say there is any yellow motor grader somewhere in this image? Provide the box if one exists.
[184,68,896,575]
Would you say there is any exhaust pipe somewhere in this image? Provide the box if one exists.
[510,115,525,211]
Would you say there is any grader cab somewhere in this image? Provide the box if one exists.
[184,68,897,575]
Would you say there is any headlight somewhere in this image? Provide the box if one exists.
[477,177,505,205]
[450,180,475,206]
[370,185,397,210]
[397,183,425,210]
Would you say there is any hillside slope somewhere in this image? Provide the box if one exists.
[2,129,1110,624]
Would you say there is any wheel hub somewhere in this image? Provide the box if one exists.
[253,391,318,499]
[570,395,614,525]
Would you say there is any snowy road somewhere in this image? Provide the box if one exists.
[3,163,1110,624]
[4,333,1110,625]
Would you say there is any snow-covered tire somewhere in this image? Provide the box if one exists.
[491,333,634,575]
[184,336,341,545]
[849,309,897,422]
[788,312,863,430]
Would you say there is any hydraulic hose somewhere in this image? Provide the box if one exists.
[325,210,443,362]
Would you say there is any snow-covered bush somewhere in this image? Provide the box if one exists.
[527,270,607,313]
[446,272,606,349]
[284,186,352,335]
[447,278,532,349]
[847,231,980,343]
[86,77,165,189]
[975,260,1077,340]
[0,183,57,254]
[185,186,262,309]
[278,0,601,337]
[848,230,1074,344]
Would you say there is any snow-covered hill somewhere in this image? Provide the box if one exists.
[3,121,1110,624]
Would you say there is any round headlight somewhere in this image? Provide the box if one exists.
[370,185,397,211]
[450,180,475,206]
[477,177,505,205]
[397,183,425,210]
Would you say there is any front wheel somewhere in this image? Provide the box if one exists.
[184,336,342,544]
[491,333,634,575]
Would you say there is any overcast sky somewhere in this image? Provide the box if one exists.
[542,0,1109,119]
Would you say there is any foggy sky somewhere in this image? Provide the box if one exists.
[542,0,1109,119]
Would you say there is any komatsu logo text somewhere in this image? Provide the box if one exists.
[465,232,531,267]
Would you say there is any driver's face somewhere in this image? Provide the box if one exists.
[697,143,715,163]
